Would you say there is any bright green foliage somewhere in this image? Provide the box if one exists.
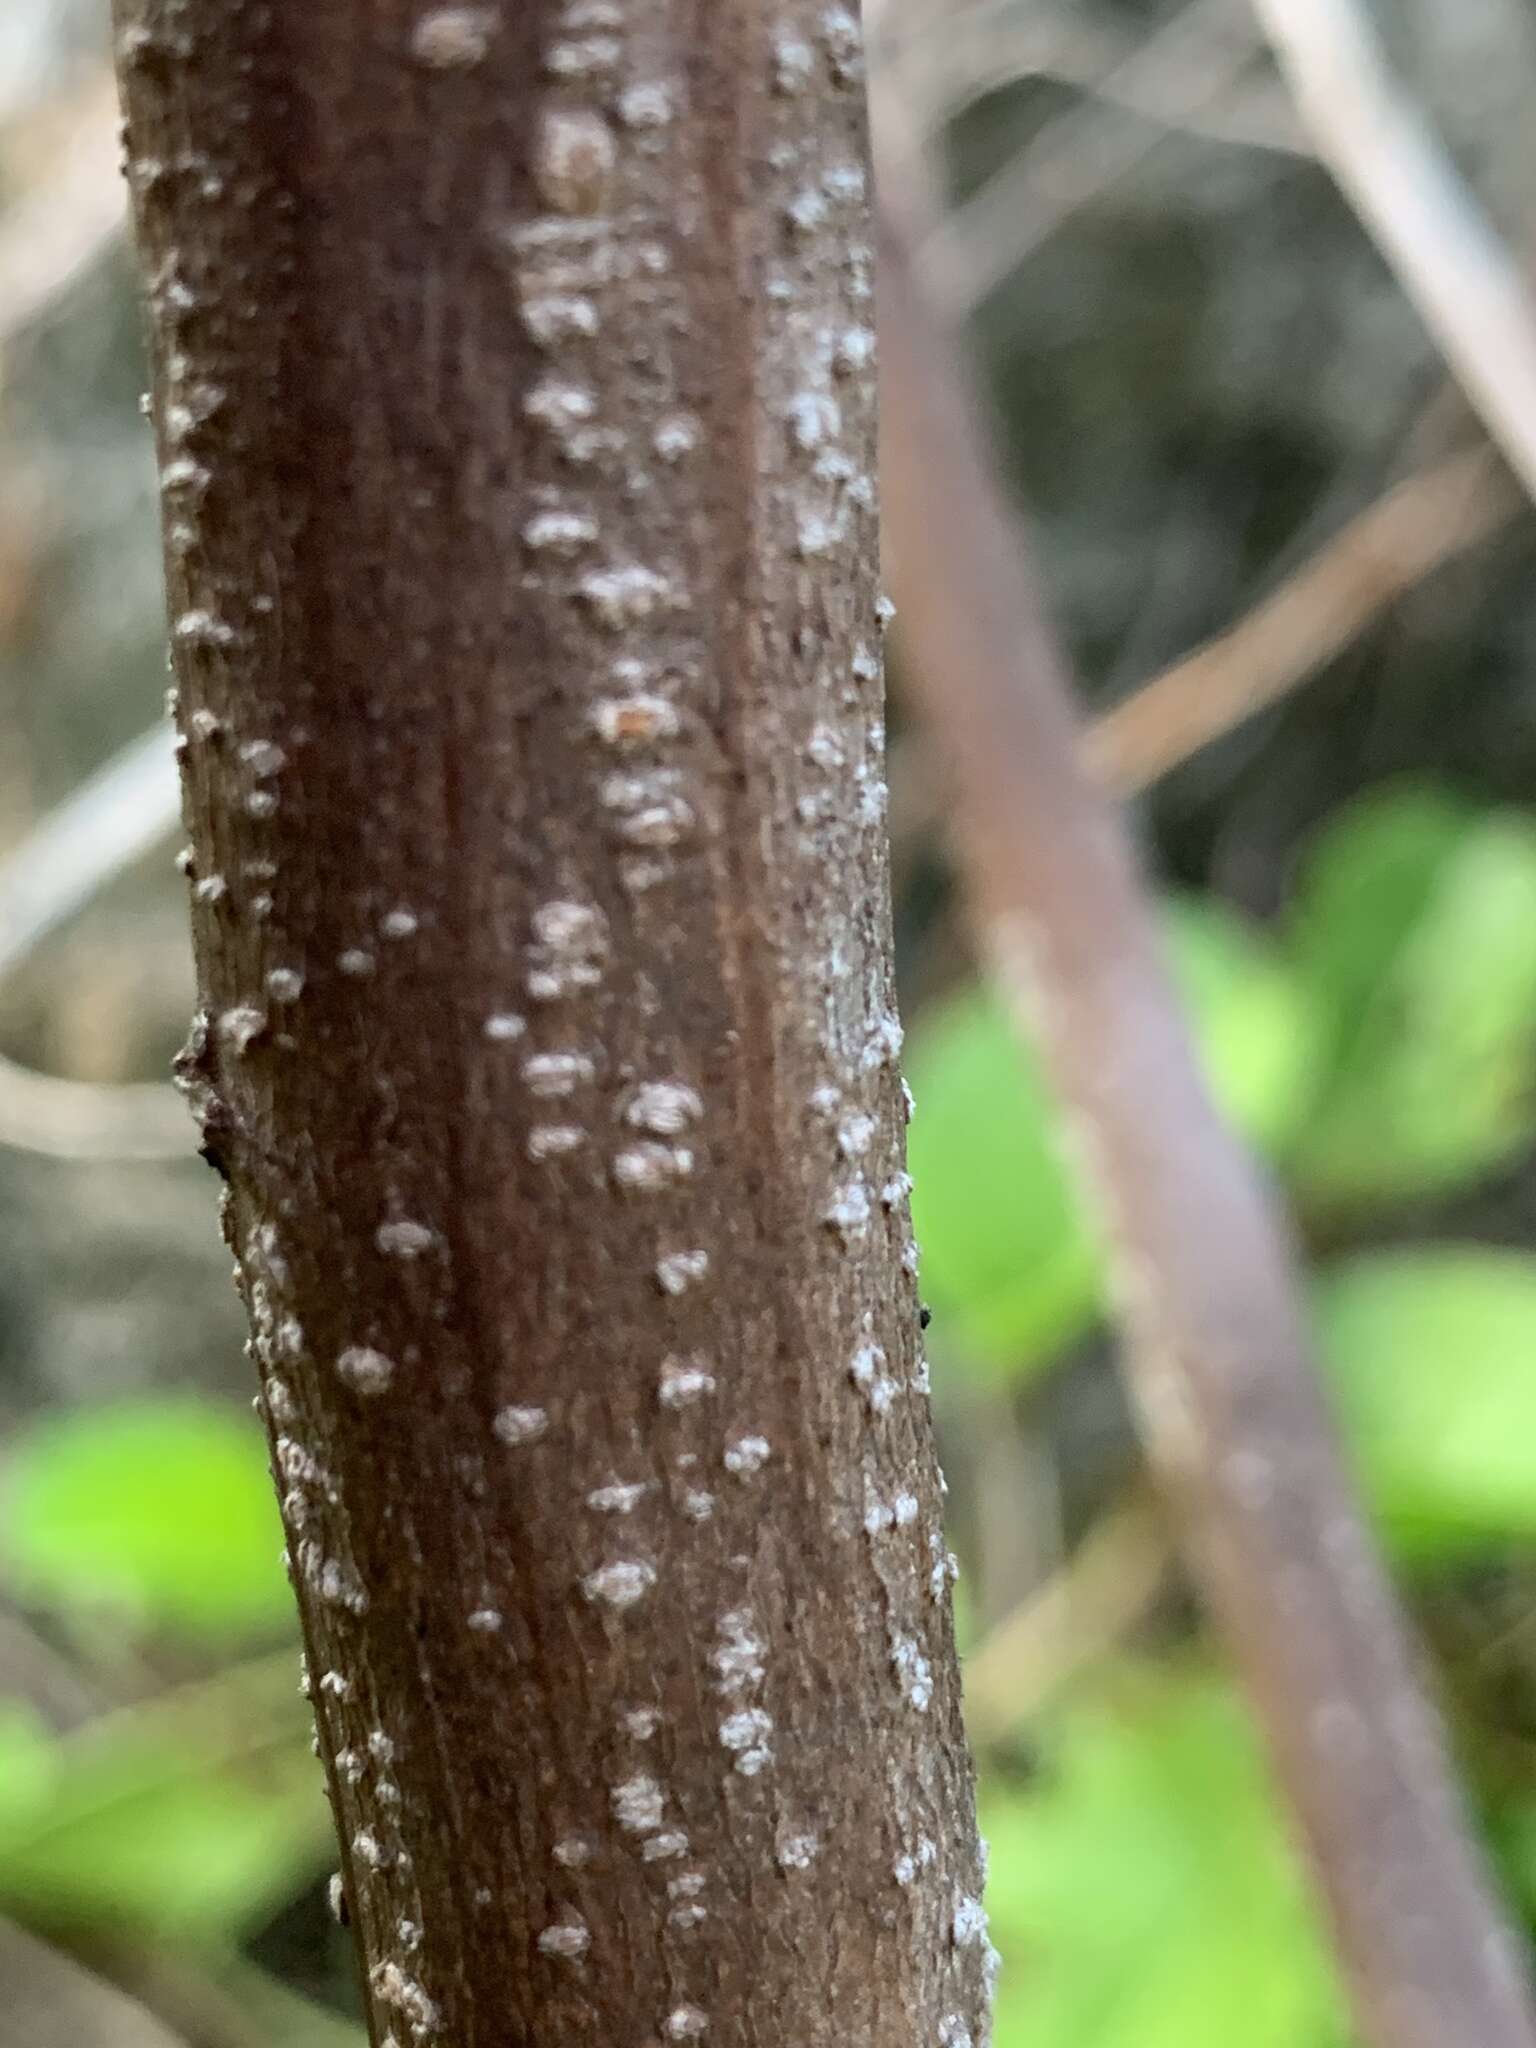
[981,1667,1347,2048]
[1165,897,1320,1157]
[906,976,1099,1376]
[0,1662,326,1940]
[1314,1248,1536,1557]
[907,897,1316,1382]
[2,1399,290,1644]
[1289,782,1536,1207]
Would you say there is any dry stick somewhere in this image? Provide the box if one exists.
[961,1489,1170,1749]
[0,69,124,345]
[1086,444,1521,794]
[0,720,186,1160]
[114,6,988,2047]
[878,203,1536,2048]
[886,441,1517,911]
[921,0,1266,313]
[1252,0,1536,508]
[876,0,1303,189]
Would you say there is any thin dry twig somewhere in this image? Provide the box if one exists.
[878,183,1536,2048]
[0,723,180,982]
[962,1489,1172,1748]
[0,69,123,347]
[918,0,1274,313]
[0,721,187,1160]
[886,439,1517,892]
[877,0,1302,166]
[1251,0,1536,507]
[1085,443,1520,793]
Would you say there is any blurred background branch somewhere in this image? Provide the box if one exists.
[878,170,1536,2048]
[1251,0,1536,505]
[0,721,184,1160]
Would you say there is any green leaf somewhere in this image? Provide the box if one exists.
[908,896,1315,1382]
[0,1658,326,1941]
[1162,897,1319,1159]
[1314,1248,1536,1557]
[981,1667,1347,2048]
[908,981,1101,1376]
[1289,782,1536,1207]
[2,1399,290,1645]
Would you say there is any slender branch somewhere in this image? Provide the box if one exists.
[1,1918,190,2048]
[0,69,124,344]
[0,1061,186,1160]
[1085,443,1519,793]
[877,189,1536,2048]
[1251,0,1536,507]
[0,723,179,983]
[961,1488,1170,1749]
[0,720,186,1159]
[874,0,1302,158]
[919,0,1267,313]
[887,440,1516,906]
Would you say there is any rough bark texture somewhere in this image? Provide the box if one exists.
[113,5,989,2046]
[878,197,1536,2048]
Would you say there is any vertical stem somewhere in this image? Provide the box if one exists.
[113,4,990,2044]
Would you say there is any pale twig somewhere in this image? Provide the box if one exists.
[878,183,1536,2048]
[0,70,123,345]
[0,721,187,1160]
[886,441,1517,884]
[920,0,1271,313]
[877,0,1302,166]
[1085,444,1520,793]
[1251,0,1536,508]
[0,1918,190,2048]
[962,1489,1171,1748]
[0,723,180,982]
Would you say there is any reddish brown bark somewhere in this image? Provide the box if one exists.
[114,5,989,2045]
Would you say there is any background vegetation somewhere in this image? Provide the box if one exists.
[3,0,1536,2040]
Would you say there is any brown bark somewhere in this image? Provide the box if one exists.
[113,5,989,2046]
[878,194,1536,2048]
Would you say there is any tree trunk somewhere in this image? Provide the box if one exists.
[113,2,988,2044]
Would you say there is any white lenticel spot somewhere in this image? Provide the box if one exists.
[375,1219,435,1258]
[642,1829,690,1861]
[626,1080,703,1135]
[493,1405,549,1446]
[583,1560,658,1609]
[656,1249,710,1295]
[723,1435,771,1477]
[537,1919,591,1960]
[611,1774,665,1833]
[953,1895,990,1947]
[660,1356,717,1407]
[410,6,494,67]
[336,1345,397,1396]
[587,1479,651,1514]
[777,1832,820,1871]
[527,1123,586,1160]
